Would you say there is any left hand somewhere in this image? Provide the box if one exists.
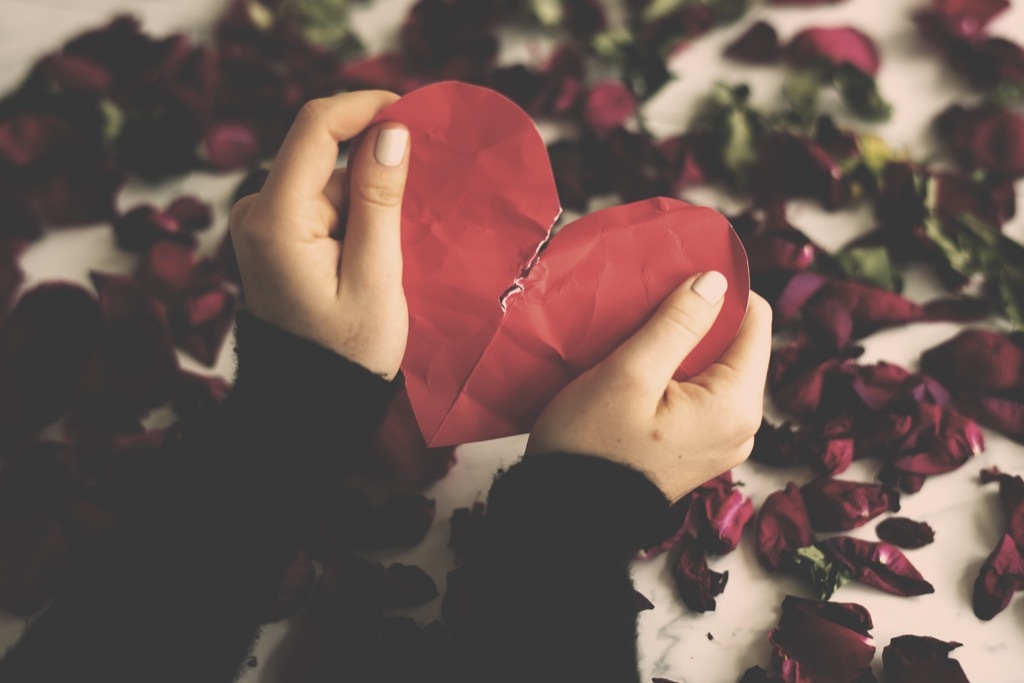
[229,90,411,379]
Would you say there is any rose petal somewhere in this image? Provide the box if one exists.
[757,483,815,571]
[883,635,968,683]
[936,104,1024,178]
[165,196,212,232]
[768,595,876,683]
[671,534,728,613]
[725,22,780,63]
[921,329,1024,393]
[957,393,1024,443]
[980,471,1024,552]
[262,548,315,623]
[449,501,486,563]
[201,122,262,171]
[802,478,900,532]
[875,517,936,549]
[786,27,881,76]
[972,533,1024,620]
[582,81,636,138]
[820,536,934,596]
[383,563,438,608]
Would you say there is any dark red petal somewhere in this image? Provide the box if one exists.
[0,112,73,167]
[958,393,1024,443]
[936,104,1024,178]
[725,22,780,63]
[751,420,803,467]
[165,196,212,232]
[671,534,727,613]
[756,483,815,571]
[890,403,983,476]
[33,54,113,93]
[82,274,179,412]
[768,595,875,682]
[774,273,829,325]
[582,81,636,138]
[561,0,607,41]
[698,479,754,555]
[980,471,1024,553]
[113,205,193,253]
[972,533,1024,620]
[201,122,262,171]
[923,0,1009,39]
[820,536,934,596]
[802,478,900,532]
[171,287,236,366]
[921,329,1024,393]
[786,27,881,76]
[33,161,124,227]
[883,634,967,683]
[875,517,936,549]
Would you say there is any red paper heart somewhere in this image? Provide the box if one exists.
[376,83,749,447]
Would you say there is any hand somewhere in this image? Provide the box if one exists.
[230,91,411,379]
[525,272,772,502]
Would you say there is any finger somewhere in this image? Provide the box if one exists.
[340,122,410,293]
[323,167,347,216]
[611,271,728,389]
[261,90,399,207]
[703,292,773,393]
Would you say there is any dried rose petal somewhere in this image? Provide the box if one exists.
[200,122,262,171]
[751,420,802,468]
[81,274,179,412]
[786,27,881,76]
[957,393,1024,443]
[820,536,934,596]
[113,205,194,253]
[671,534,727,613]
[980,470,1024,552]
[172,286,236,366]
[890,403,983,477]
[801,478,900,532]
[562,0,607,40]
[725,22,780,63]
[752,133,846,209]
[757,483,815,571]
[768,595,876,683]
[921,329,1024,393]
[165,196,212,232]
[936,104,1024,178]
[875,517,936,549]
[581,81,635,138]
[920,0,1009,39]
[634,591,655,612]
[697,475,754,554]
[883,635,968,683]
[33,161,124,226]
[972,533,1024,620]
[32,53,113,93]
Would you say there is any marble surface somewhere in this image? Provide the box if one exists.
[1,0,1023,681]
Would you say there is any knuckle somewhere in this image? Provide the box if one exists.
[661,301,710,341]
[297,97,330,123]
[228,196,254,230]
[353,180,404,209]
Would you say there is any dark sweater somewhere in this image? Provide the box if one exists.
[0,312,670,683]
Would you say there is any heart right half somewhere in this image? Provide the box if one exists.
[375,83,749,447]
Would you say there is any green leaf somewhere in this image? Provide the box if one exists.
[834,245,902,292]
[833,65,892,121]
[530,0,563,26]
[990,81,1024,107]
[99,99,125,150]
[280,0,360,52]
[791,545,852,600]
[779,68,823,131]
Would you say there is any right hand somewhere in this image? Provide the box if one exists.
[525,272,772,502]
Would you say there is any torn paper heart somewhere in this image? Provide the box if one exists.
[375,82,749,446]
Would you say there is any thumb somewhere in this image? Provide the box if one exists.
[340,123,410,292]
[611,271,728,388]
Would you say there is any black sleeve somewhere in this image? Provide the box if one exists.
[451,453,671,683]
[0,311,400,683]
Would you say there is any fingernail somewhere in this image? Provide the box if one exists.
[375,127,408,167]
[692,271,728,305]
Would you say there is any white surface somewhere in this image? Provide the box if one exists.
[1,0,1023,681]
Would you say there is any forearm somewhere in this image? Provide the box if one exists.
[0,312,400,682]
[452,454,670,683]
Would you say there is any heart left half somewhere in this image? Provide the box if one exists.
[374,82,749,447]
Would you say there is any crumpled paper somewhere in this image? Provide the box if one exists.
[374,82,749,447]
